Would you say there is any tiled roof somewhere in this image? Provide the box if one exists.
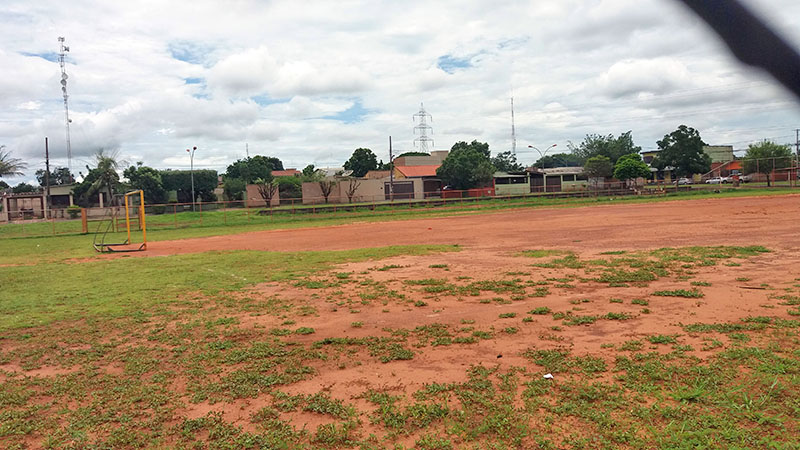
[396,165,440,177]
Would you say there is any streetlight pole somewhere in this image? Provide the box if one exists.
[528,144,557,193]
[186,146,197,212]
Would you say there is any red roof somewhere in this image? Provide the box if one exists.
[396,165,440,177]
[272,169,301,177]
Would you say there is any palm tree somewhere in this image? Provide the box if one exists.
[88,150,121,206]
[0,145,27,178]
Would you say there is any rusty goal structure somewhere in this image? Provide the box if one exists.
[93,190,148,252]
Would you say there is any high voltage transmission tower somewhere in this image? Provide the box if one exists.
[58,37,73,173]
[412,103,434,153]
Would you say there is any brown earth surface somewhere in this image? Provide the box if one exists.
[139,194,800,256]
[4,194,800,448]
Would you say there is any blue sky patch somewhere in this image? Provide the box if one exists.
[168,41,213,65]
[437,54,472,73]
[21,51,60,62]
[320,99,370,123]
[251,95,290,106]
[184,77,204,85]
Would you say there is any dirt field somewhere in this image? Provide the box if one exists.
[3,194,800,449]
[142,194,800,256]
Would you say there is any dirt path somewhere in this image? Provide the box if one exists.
[141,194,800,256]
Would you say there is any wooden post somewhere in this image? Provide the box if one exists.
[174,204,178,228]
[81,208,88,234]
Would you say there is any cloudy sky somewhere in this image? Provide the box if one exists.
[3,0,800,183]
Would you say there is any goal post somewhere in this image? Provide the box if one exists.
[123,190,147,251]
[92,190,147,252]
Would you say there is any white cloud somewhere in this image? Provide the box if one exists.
[1,0,799,184]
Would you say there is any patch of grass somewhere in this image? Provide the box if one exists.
[528,307,551,315]
[428,264,449,269]
[647,334,677,345]
[0,245,457,331]
[498,313,517,319]
[518,249,568,258]
[652,289,704,298]
[690,281,712,287]
[631,298,649,306]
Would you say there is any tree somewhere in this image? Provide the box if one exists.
[318,180,337,204]
[12,182,36,193]
[223,177,246,201]
[613,153,651,185]
[344,177,361,203]
[397,152,429,157]
[652,125,710,179]
[0,180,8,189]
[123,163,167,204]
[225,155,283,183]
[343,148,378,177]
[254,176,278,206]
[533,153,584,168]
[302,164,317,178]
[450,140,490,159]
[742,140,793,187]
[491,151,524,172]
[88,150,122,206]
[276,176,302,199]
[583,155,614,183]
[36,167,74,186]
[161,169,218,202]
[0,146,26,178]
[568,131,642,164]
[437,141,495,190]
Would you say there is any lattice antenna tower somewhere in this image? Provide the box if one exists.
[412,102,434,153]
[58,37,73,173]
[510,97,517,156]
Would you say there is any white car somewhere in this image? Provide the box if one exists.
[705,177,726,184]
[676,177,692,185]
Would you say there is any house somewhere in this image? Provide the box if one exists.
[393,165,442,197]
[393,151,448,167]
[272,169,301,177]
[493,172,530,196]
[363,170,391,180]
[527,167,587,193]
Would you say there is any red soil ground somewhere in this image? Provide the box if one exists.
[142,194,800,256]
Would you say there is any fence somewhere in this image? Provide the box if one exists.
[0,180,794,240]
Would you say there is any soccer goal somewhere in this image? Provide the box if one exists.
[93,190,148,252]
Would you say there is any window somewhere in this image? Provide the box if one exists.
[562,174,575,182]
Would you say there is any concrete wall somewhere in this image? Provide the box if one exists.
[302,178,424,204]
[393,151,448,167]
[245,184,281,207]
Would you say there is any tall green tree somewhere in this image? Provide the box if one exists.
[12,182,36,193]
[583,155,614,180]
[88,150,122,206]
[613,153,651,184]
[36,167,74,186]
[652,125,710,179]
[742,141,793,187]
[0,145,26,178]
[569,131,641,164]
[450,140,490,159]
[533,152,584,168]
[161,169,218,202]
[437,141,495,190]
[123,163,167,204]
[343,148,378,177]
[225,155,283,183]
[491,151,524,172]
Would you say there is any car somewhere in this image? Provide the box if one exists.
[676,177,692,185]
[705,177,724,184]
[739,174,752,183]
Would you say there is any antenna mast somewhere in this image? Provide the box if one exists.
[58,37,73,173]
[511,97,517,156]
[412,103,434,153]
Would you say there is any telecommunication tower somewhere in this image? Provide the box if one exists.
[412,103,434,152]
[58,37,73,173]
[510,97,517,156]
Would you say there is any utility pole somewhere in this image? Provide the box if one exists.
[45,137,51,219]
[388,136,394,201]
[246,142,249,158]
